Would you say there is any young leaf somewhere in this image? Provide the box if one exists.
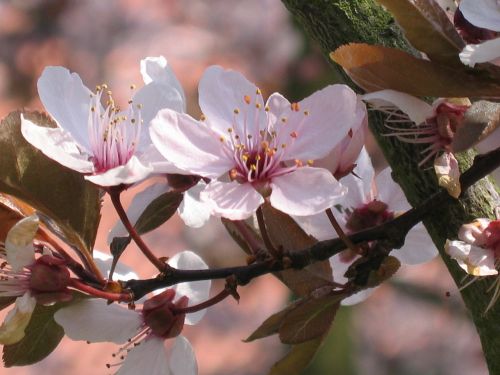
[133,191,183,235]
[0,111,101,257]
[268,337,325,375]
[261,203,333,296]
[376,0,464,64]
[278,293,341,345]
[330,43,500,97]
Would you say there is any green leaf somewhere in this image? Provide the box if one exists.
[133,191,183,235]
[278,293,341,345]
[330,43,500,98]
[261,203,333,296]
[2,295,81,367]
[268,337,325,375]
[0,111,101,258]
[376,0,464,64]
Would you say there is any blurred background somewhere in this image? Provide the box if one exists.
[0,0,488,374]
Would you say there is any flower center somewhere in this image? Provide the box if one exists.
[345,200,395,233]
[216,91,311,187]
[485,220,500,259]
[142,289,187,339]
[88,84,142,173]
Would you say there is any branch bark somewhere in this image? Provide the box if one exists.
[280,0,500,373]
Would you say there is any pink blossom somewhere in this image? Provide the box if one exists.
[150,66,365,220]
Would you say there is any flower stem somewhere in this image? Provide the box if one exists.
[256,206,278,256]
[69,279,132,302]
[173,288,231,315]
[108,189,167,272]
[325,208,359,254]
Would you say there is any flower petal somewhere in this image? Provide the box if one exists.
[169,336,198,375]
[460,38,500,67]
[375,168,410,212]
[460,0,500,31]
[21,115,94,173]
[150,109,234,179]
[293,210,338,242]
[140,144,187,174]
[339,147,375,209]
[108,183,170,243]
[467,246,498,276]
[434,152,461,198]
[84,155,153,186]
[270,167,346,216]
[362,89,434,126]
[275,85,361,160]
[200,180,264,220]
[54,299,142,344]
[198,66,266,135]
[93,250,138,281]
[0,293,36,345]
[118,337,171,375]
[140,56,186,108]
[178,182,213,228]
[5,215,38,271]
[394,223,437,265]
[37,66,93,150]
[168,251,211,325]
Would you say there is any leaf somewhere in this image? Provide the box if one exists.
[110,236,132,258]
[0,297,16,312]
[133,191,183,235]
[376,0,464,64]
[222,218,261,256]
[2,295,78,367]
[0,111,101,258]
[244,299,304,342]
[452,100,500,152]
[268,337,325,375]
[330,43,500,98]
[261,203,333,296]
[278,293,341,345]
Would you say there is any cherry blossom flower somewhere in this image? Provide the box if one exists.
[150,66,364,220]
[54,251,210,375]
[363,90,470,166]
[0,215,71,345]
[21,56,185,187]
[445,217,500,311]
[295,148,437,305]
[458,0,500,67]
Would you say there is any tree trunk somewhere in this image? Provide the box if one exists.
[282,0,500,373]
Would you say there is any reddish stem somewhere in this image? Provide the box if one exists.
[69,279,132,302]
[325,208,359,254]
[173,288,231,315]
[109,190,167,272]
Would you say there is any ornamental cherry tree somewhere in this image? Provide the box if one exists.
[0,1,499,375]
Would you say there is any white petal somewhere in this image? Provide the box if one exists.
[108,183,169,243]
[84,155,153,186]
[342,289,375,306]
[150,109,234,179]
[5,215,38,271]
[270,167,346,216]
[445,240,472,261]
[37,66,93,150]
[434,152,461,198]
[375,168,410,212]
[394,223,438,265]
[201,180,264,220]
[340,148,375,209]
[118,337,171,375]
[460,38,500,67]
[198,66,266,135]
[140,56,186,108]
[460,0,500,31]
[54,299,142,344]
[178,182,213,228]
[467,246,498,276]
[21,116,94,173]
[0,293,36,345]
[276,85,361,161]
[169,336,198,375]
[133,82,185,149]
[293,211,338,242]
[168,251,211,325]
[92,250,138,281]
[140,144,188,174]
[362,89,434,125]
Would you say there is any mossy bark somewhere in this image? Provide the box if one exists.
[282,0,500,373]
